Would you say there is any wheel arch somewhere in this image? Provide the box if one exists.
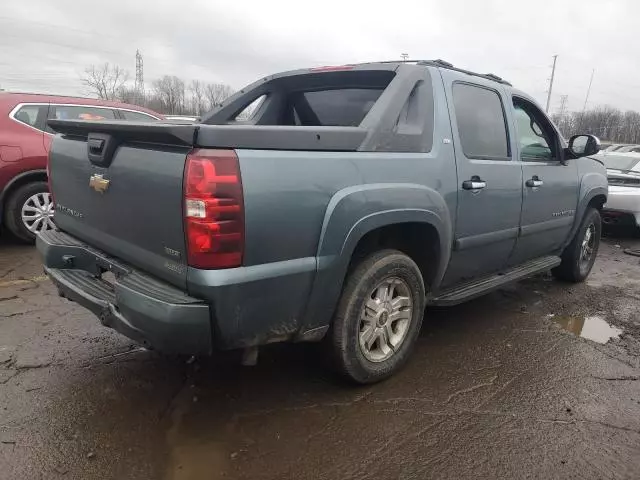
[562,184,607,250]
[300,202,453,340]
[0,169,48,216]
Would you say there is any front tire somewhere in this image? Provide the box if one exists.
[3,182,55,243]
[327,249,426,384]
[552,207,601,282]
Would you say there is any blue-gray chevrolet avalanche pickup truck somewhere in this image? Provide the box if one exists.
[38,60,607,383]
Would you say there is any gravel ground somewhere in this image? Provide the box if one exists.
[0,232,639,480]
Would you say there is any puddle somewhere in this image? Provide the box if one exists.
[550,314,622,344]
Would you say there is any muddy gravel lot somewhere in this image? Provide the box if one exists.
[1,233,639,480]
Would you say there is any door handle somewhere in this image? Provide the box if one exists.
[462,176,487,190]
[526,176,543,188]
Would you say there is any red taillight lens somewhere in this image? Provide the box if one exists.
[184,149,244,269]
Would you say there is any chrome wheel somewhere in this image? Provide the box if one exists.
[580,223,595,268]
[359,277,413,363]
[21,192,55,233]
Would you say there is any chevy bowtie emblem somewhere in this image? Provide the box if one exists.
[89,174,110,193]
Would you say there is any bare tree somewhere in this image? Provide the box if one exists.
[82,63,129,100]
[116,86,138,104]
[204,83,234,111]
[188,80,206,115]
[553,106,640,143]
[153,75,185,114]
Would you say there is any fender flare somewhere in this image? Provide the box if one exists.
[301,183,453,335]
[564,184,607,248]
[340,208,451,282]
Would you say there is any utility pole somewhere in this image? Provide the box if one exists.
[545,54,558,113]
[582,69,595,113]
[135,50,144,105]
[400,53,409,62]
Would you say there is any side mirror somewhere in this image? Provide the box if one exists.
[568,134,601,158]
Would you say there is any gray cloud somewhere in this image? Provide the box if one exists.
[2,0,639,113]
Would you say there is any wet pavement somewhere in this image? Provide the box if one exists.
[1,232,640,479]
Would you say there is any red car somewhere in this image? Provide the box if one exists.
[0,93,163,241]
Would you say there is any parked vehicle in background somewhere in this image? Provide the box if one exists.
[613,144,640,153]
[39,60,606,383]
[599,152,640,228]
[604,144,629,152]
[0,93,163,241]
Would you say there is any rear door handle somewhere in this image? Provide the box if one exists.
[526,176,543,188]
[462,176,487,190]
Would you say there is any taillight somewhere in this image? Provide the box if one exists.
[184,149,244,269]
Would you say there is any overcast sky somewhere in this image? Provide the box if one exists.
[2,0,639,113]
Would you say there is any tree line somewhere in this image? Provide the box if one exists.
[552,106,640,144]
[82,63,234,116]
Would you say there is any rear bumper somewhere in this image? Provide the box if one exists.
[37,230,212,355]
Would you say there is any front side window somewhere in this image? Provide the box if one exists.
[52,105,116,121]
[513,100,555,160]
[13,105,45,129]
[452,83,509,159]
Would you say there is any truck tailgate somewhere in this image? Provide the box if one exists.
[49,135,191,289]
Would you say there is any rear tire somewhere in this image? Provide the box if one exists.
[3,182,55,243]
[552,208,601,283]
[327,249,426,384]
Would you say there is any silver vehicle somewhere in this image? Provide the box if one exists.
[600,152,640,228]
[613,144,640,153]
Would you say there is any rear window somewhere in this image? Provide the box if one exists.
[453,83,509,159]
[13,105,44,129]
[207,69,395,127]
[52,105,116,121]
[292,88,383,127]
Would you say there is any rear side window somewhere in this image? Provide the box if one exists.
[453,83,509,159]
[292,89,382,126]
[52,105,116,121]
[13,105,46,129]
[120,110,157,122]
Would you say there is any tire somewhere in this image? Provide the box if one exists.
[3,181,55,243]
[327,249,426,384]
[552,208,601,283]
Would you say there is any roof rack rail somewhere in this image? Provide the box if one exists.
[355,59,512,86]
[416,60,512,86]
[483,73,505,82]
